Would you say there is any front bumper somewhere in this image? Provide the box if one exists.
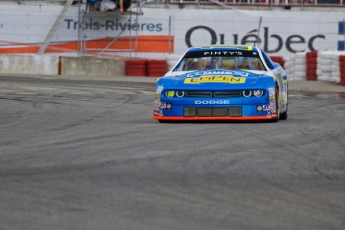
[153,96,277,121]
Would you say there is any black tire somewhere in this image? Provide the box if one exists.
[280,90,288,120]
[272,87,280,122]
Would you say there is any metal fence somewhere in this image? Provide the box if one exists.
[1,0,345,8]
[2,0,344,6]
[152,0,344,7]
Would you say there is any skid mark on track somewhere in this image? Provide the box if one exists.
[289,92,345,100]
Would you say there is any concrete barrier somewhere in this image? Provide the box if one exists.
[0,54,59,75]
[60,56,125,76]
[0,55,126,77]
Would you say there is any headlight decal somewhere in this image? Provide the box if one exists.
[163,90,265,98]
[242,90,252,97]
[253,90,264,97]
[165,91,175,97]
[176,91,185,97]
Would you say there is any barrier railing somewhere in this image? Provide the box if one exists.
[2,0,344,7]
[144,0,344,7]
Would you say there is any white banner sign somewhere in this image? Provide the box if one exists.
[0,3,344,57]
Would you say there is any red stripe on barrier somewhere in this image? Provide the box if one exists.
[306,51,317,59]
[306,51,318,81]
[270,56,285,69]
[147,59,167,77]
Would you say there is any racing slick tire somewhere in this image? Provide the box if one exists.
[280,90,288,120]
[272,87,280,122]
[280,110,288,120]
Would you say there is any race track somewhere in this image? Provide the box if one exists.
[0,76,344,230]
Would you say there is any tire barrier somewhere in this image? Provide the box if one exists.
[147,59,168,77]
[286,51,344,86]
[306,51,318,81]
[284,53,305,81]
[340,55,345,85]
[270,56,285,69]
[317,51,334,82]
[125,59,168,77]
[4,53,343,86]
[125,59,147,76]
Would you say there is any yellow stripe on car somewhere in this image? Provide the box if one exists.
[184,75,246,84]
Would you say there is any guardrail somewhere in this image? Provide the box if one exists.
[141,0,344,7]
[2,0,344,7]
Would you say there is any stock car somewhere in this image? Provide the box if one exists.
[153,45,288,122]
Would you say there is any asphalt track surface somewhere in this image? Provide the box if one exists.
[0,75,345,230]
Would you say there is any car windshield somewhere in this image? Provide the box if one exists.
[175,56,265,71]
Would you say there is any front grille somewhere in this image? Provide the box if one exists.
[184,107,242,117]
[184,107,196,116]
[214,91,241,97]
[197,108,212,116]
[229,106,242,116]
[185,91,241,98]
[213,108,228,116]
[186,91,213,97]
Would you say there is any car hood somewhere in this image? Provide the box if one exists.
[160,69,271,89]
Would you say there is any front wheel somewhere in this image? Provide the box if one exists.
[280,109,288,120]
[272,87,280,122]
[280,91,288,120]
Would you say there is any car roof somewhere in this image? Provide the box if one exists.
[187,45,259,52]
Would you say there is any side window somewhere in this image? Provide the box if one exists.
[260,52,274,70]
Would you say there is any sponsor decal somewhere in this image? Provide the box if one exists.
[257,105,263,113]
[263,105,270,110]
[268,88,275,96]
[185,75,246,84]
[270,103,276,113]
[267,111,271,118]
[270,104,277,113]
[154,101,160,107]
[185,26,325,54]
[186,71,249,78]
[155,94,161,99]
[64,19,163,32]
[269,95,275,100]
[160,102,166,108]
[153,110,159,116]
[202,51,243,56]
[166,103,172,110]
[159,110,163,116]
[156,86,164,94]
[195,100,230,104]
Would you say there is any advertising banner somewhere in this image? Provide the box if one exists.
[0,3,344,57]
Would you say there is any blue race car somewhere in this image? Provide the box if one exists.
[153,45,288,122]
